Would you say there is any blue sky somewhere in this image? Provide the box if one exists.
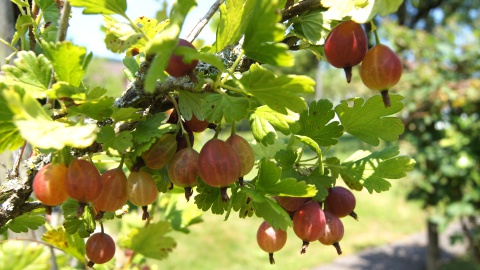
[67,0,215,59]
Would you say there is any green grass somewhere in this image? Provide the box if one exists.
[152,181,425,270]
[441,256,480,270]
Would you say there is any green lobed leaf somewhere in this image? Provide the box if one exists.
[35,0,60,27]
[240,64,315,114]
[15,15,35,36]
[335,94,405,146]
[3,87,98,150]
[275,149,299,179]
[111,107,143,122]
[41,41,87,87]
[123,57,139,81]
[0,84,25,152]
[255,159,317,197]
[243,0,293,66]
[249,105,300,145]
[130,114,176,157]
[0,241,50,270]
[243,187,292,231]
[229,188,254,219]
[103,16,168,55]
[0,208,45,234]
[201,93,250,123]
[302,167,335,202]
[297,99,343,146]
[339,146,416,193]
[193,179,229,215]
[68,0,127,16]
[62,200,96,238]
[292,10,332,45]
[42,227,86,262]
[120,221,176,260]
[178,91,206,121]
[215,0,254,52]
[1,51,52,98]
[144,0,196,92]
[97,126,133,154]
[34,0,62,42]
[151,167,170,193]
[69,96,115,120]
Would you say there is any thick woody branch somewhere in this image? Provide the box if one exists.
[281,0,325,22]
[0,172,46,228]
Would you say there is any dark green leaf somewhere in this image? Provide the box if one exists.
[243,187,292,231]
[97,126,133,154]
[62,199,96,238]
[193,179,229,215]
[178,91,206,121]
[201,93,250,123]
[1,209,45,234]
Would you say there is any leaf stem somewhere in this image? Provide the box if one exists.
[218,83,245,94]
[0,38,18,53]
[213,124,222,139]
[295,145,306,166]
[323,163,346,170]
[230,121,236,136]
[167,94,190,147]
[299,156,318,163]
[221,50,244,84]
[370,21,381,45]
[118,155,125,169]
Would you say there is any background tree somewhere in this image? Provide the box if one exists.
[385,0,480,268]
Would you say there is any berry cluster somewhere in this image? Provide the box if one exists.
[324,21,403,107]
[257,186,356,264]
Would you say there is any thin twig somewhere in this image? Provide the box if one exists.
[28,1,39,50]
[11,141,27,178]
[186,0,224,43]
[56,1,71,42]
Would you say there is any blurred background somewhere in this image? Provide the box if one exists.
[1,0,479,269]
